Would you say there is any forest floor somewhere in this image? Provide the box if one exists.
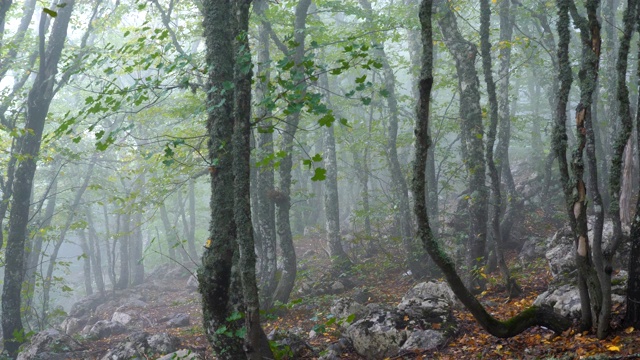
[73,219,640,359]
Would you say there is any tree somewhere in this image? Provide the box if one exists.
[413,0,571,338]
[436,0,488,292]
[198,0,273,358]
[2,2,76,354]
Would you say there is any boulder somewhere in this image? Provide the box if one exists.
[60,317,86,336]
[330,297,364,325]
[87,320,127,339]
[400,329,445,352]
[345,305,407,359]
[148,333,180,354]
[17,329,80,360]
[156,349,202,360]
[402,281,461,310]
[518,237,547,261]
[111,311,133,326]
[68,292,111,318]
[166,313,190,328]
[100,331,180,360]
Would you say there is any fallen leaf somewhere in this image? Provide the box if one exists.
[607,345,621,352]
[625,327,634,334]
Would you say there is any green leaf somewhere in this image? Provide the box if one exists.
[311,168,326,181]
[346,314,356,323]
[361,97,372,105]
[43,8,57,17]
[355,75,367,84]
[312,153,323,162]
[215,326,228,335]
[318,113,335,127]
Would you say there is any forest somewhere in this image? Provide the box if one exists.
[1,0,640,358]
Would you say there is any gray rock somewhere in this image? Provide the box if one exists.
[330,281,345,293]
[346,309,407,359]
[111,311,133,325]
[156,349,202,360]
[400,329,445,352]
[118,298,148,309]
[100,331,148,360]
[148,333,180,354]
[330,297,364,325]
[17,329,79,360]
[60,317,86,336]
[88,320,127,339]
[402,281,461,309]
[69,293,111,318]
[533,284,582,319]
[166,313,190,328]
[519,237,547,261]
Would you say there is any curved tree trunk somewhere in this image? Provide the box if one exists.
[414,0,570,338]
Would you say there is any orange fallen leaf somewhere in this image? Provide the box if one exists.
[625,327,634,334]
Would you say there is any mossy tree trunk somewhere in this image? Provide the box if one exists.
[414,0,571,338]
[1,2,76,355]
[199,1,273,358]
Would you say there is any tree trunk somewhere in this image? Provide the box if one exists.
[79,229,94,296]
[254,0,278,309]
[359,0,429,278]
[479,0,521,298]
[2,3,75,354]
[87,207,105,294]
[272,0,313,305]
[232,2,273,355]
[414,0,570,338]
[436,0,488,291]
[199,0,248,357]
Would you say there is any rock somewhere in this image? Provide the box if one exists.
[345,306,407,359]
[166,313,190,328]
[397,295,451,323]
[101,331,148,360]
[156,349,202,360]
[402,281,461,310]
[320,338,350,360]
[519,237,547,261]
[69,292,111,318]
[111,311,133,325]
[87,320,127,339]
[60,317,86,335]
[269,328,314,358]
[352,287,371,304]
[148,333,180,354]
[17,329,80,360]
[400,329,445,352]
[545,226,575,279]
[330,297,364,324]
[330,281,345,293]
[533,284,582,319]
[118,298,148,310]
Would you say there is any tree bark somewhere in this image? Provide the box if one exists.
[436,0,488,291]
[2,3,75,354]
[272,0,313,305]
[414,0,570,338]
[479,0,521,298]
